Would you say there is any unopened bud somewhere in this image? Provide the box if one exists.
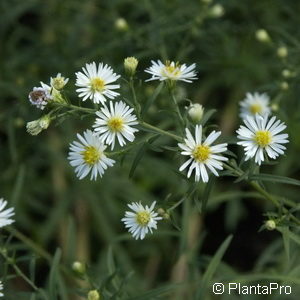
[265,220,276,231]
[157,208,165,216]
[187,103,204,123]
[88,290,100,300]
[124,57,138,76]
[282,69,291,78]
[271,103,279,112]
[280,81,289,90]
[277,46,288,58]
[115,18,128,32]
[209,4,225,18]
[51,73,69,90]
[255,29,270,43]
[26,115,51,136]
[72,261,86,274]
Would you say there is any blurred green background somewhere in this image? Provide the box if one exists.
[1,0,300,299]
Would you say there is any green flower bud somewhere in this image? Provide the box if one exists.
[277,46,288,58]
[255,29,270,43]
[72,261,86,275]
[124,57,138,76]
[88,290,100,300]
[265,220,276,231]
[187,103,204,123]
[115,18,128,32]
[209,4,225,18]
[26,115,51,136]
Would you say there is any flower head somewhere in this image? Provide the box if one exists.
[75,62,120,105]
[145,60,197,83]
[0,281,3,297]
[0,198,15,228]
[124,57,138,76]
[68,130,115,180]
[50,73,69,90]
[122,201,162,240]
[239,92,270,119]
[178,125,228,182]
[93,101,138,150]
[237,114,289,165]
[28,86,52,110]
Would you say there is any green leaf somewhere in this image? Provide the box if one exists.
[197,235,233,299]
[48,248,62,300]
[200,109,217,126]
[128,283,181,300]
[250,173,300,186]
[129,143,147,178]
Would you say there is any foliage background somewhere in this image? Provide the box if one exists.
[1,0,300,299]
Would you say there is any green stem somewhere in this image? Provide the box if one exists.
[6,227,52,262]
[139,121,183,142]
[129,77,141,118]
[168,86,185,130]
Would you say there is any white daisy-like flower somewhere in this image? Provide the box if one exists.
[178,125,228,182]
[75,62,120,104]
[0,281,3,297]
[0,198,15,228]
[50,73,69,90]
[68,130,115,180]
[121,201,162,240]
[240,92,271,118]
[28,84,52,110]
[145,60,197,83]
[93,101,139,150]
[237,114,289,165]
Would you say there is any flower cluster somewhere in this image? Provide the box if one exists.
[26,58,290,240]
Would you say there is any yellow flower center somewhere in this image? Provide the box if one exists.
[193,145,211,162]
[107,117,124,132]
[81,146,101,165]
[162,61,181,77]
[136,211,151,226]
[249,103,262,114]
[254,130,272,147]
[90,78,105,92]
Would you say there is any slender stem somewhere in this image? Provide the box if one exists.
[250,181,280,208]
[168,86,185,130]
[139,121,183,142]
[6,227,52,261]
[129,77,141,118]
[51,102,96,114]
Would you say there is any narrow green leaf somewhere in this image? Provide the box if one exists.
[197,235,233,299]
[48,248,62,300]
[250,174,300,186]
[129,143,147,178]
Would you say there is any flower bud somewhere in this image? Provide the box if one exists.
[124,57,138,76]
[72,261,86,275]
[271,103,279,112]
[280,81,289,90]
[282,69,291,78]
[277,46,288,58]
[209,4,225,18]
[50,73,69,90]
[265,220,276,231]
[88,290,100,300]
[157,208,165,216]
[255,29,270,43]
[26,115,51,136]
[115,18,128,32]
[187,103,204,123]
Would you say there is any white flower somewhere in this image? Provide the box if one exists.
[145,60,197,83]
[75,62,120,104]
[50,73,69,90]
[93,101,138,150]
[68,130,115,180]
[0,198,15,228]
[178,125,228,182]
[121,201,162,240]
[240,92,270,118]
[237,114,289,165]
[28,86,52,110]
[0,281,3,297]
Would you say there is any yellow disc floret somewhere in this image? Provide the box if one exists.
[82,146,101,165]
[249,103,262,114]
[107,117,124,132]
[136,211,151,226]
[162,61,181,77]
[254,130,272,147]
[193,145,211,162]
[90,78,105,92]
